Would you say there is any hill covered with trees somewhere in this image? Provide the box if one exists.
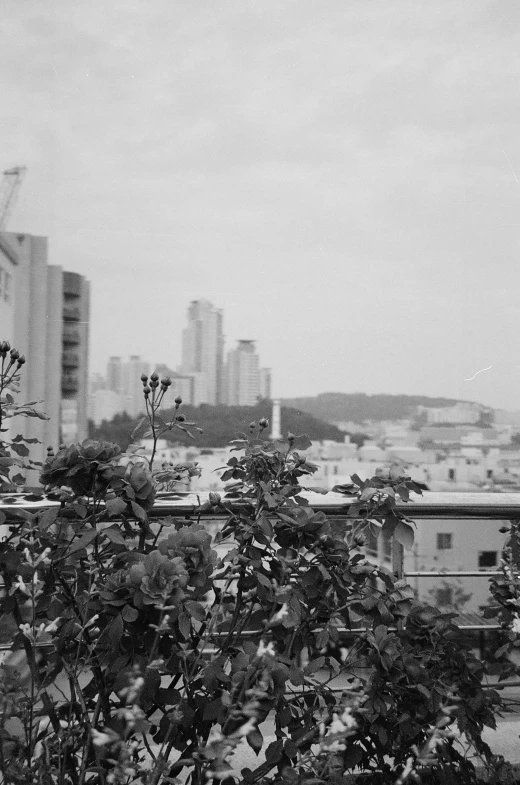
[282,392,478,424]
[88,401,348,450]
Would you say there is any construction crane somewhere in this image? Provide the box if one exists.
[0,166,27,230]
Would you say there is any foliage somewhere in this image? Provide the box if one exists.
[0,342,48,493]
[482,521,520,683]
[89,402,348,450]
[281,393,478,426]
[425,580,473,614]
[0,355,505,784]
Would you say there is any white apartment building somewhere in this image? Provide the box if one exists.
[179,300,224,405]
[225,340,260,406]
[259,367,272,400]
[420,402,485,425]
[0,232,90,480]
[365,513,507,613]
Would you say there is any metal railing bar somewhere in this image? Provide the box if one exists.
[405,570,505,578]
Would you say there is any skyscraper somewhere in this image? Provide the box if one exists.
[106,356,123,394]
[0,231,90,478]
[179,299,224,405]
[225,340,260,407]
[259,367,272,400]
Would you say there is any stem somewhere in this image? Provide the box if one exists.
[146,397,158,471]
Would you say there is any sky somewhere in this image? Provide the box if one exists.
[2,0,520,409]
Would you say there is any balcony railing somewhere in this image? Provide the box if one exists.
[1,491,518,665]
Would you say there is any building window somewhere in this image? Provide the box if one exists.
[478,551,497,568]
[437,533,453,550]
[448,468,456,481]
[486,469,493,479]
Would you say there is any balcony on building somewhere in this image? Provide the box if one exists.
[62,325,81,345]
[63,304,81,322]
[62,373,79,393]
[62,351,80,368]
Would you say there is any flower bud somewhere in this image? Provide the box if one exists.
[10,349,19,361]
[17,355,26,366]
[161,377,172,387]
[176,414,186,422]
[249,421,256,430]
[0,341,10,355]
[140,373,148,384]
[174,395,182,407]
[209,491,221,505]
[287,432,295,442]
[150,372,159,382]
[143,385,151,396]
[259,417,269,429]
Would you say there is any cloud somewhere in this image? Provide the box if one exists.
[2,0,520,406]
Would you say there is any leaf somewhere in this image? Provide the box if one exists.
[343,746,363,769]
[265,739,284,764]
[184,600,206,622]
[68,529,98,554]
[178,612,190,638]
[10,443,29,457]
[72,502,87,518]
[108,614,124,649]
[11,473,26,485]
[131,417,147,439]
[360,487,377,502]
[316,629,329,649]
[247,728,263,754]
[103,525,126,545]
[304,656,325,675]
[393,521,414,550]
[122,605,139,622]
[130,501,147,522]
[106,497,128,517]
[289,665,304,686]
[38,508,59,529]
[256,572,272,589]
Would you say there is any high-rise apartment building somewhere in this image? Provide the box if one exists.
[98,355,149,419]
[259,367,272,400]
[0,232,90,479]
[179,299,224,405]
[122,355,149,417]
[61,271,90,445]
[225,340,260,407]
[106,356,123,394]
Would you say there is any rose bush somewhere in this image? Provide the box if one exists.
[158,524,217,592]
[128,550,189,607]
[40,439,121,495]
[0,352,509,785]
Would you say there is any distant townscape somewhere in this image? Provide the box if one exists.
[88,299,272,424]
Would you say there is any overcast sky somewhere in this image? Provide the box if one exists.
[3,0,520,409]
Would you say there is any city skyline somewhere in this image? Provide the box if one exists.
[2,2,520,410]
